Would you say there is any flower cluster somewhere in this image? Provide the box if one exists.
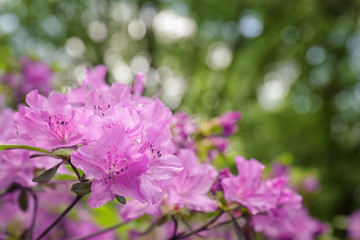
[0,62,330,240]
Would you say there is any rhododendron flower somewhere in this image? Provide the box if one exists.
[253,206,327,240]
[0,150,34,190]
[68,65,109,105]
[0,192,28,230]
[166,149,218,212]
[21,57,53,97]
[222,156,290,214]
[271,162,290,178]
[120,199,162,222]
[72,126,182,208]
[302,175,320,193]
[0,108,17,143]
[132,73,145,98]
[348,210,360,240]
[14,90,89,149]
[172,111,197,151]
[218,111,241,136]
[211,168,231,195]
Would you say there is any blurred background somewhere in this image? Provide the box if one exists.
[0,0,360,238]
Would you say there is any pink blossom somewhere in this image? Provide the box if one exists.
[0,108,17,143]
[172,111,197,151]
[302,175,320,193]
[166,149,218,212]
[271,162,290,178]
[21,57,53,97]
[0,192,27,230]
[218,111,241,136]
[222,156,291,214]
[348,210,360,240]
[253,206,327,240]
[211,168,231,195]
[68,65,109,105]
[0,150,34,190]
[120,199,162,222]
[72,126,182,208]
[14,90,88,149]
[132,73,145,97]
[0,108,35,190]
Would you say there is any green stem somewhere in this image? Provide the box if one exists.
[0,144,51,154]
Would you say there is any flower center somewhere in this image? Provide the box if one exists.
[102,145,128,184]
[47,113,72,143]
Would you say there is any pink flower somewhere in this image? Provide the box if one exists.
[348,210,360,240]
[21,57,53,97]
[166,149,218,212]
[0,150,34,190]
[72,126,182,208]
[302,175,320,193]
[222,156,291,214]
[211,168,231,195]
[172,111,197,151]
[14,90,88,149]
[253,206,327,240]
[68,65,109,106]
[120,199,162,222]
[218,111,241,137]
[0,108,35,190]
[0,108,17,143]
[132,73,145,97]
[271,162,290,178]
[222,156,266,214]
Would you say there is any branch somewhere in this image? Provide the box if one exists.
[70,222,129,240]
[177,210,224,239]
[68,160,82,182]
[35,195,82,240]
[27,190,38,240]
[169,215,178,240]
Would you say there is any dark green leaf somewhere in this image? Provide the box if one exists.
[18,188,28,211]
[71,182,92,196]
[115,195,126,204]
[32,162,62,183]
[52,148,76,158]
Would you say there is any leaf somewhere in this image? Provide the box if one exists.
[115,195,126,204]
[32,163,62,183]
[0,144,50,154]
[52,148,76,158]
[18,188,28,211]
[71,182,92,196]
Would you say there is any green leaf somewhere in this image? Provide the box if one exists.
[0,144,51,154]
[52,148,76,158]
[18,188,28,211]
[71,182,92,196]
[115,195,126,204]
[32,162,62,183]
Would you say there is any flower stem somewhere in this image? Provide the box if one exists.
[69,160,82,182]
[177,210,224,239]
[169,215,178,240]
[26,190,38,240]
[35,195,82,240]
